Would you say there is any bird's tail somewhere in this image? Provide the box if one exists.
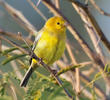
[20,63,34,87]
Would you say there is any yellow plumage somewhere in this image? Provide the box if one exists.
[20,16,67,87]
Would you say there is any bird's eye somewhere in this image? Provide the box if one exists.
[57,22,60,25]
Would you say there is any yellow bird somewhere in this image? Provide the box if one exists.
[20,16,67,87]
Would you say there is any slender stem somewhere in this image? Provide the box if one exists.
[66,42,80,94]
[32,53,73,99]
[90,0,110,17]
[27,0,47,21]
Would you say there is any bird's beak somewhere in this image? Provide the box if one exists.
[64,22,69,27]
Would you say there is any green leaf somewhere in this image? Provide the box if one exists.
[1,45,29,55]
[1,54,26,65]
[2,47,17,55]
[0,96,12,100]
[57,64,81,76]
[104,64,110,75]
[48,85,68,100]
[0,85,5,96]
[91,86,97,100]
[94,72,101,79]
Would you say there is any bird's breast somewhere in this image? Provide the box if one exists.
[33,31,66,65]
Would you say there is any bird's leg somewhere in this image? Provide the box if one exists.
[51,69,57,76]
[38,58,43,64]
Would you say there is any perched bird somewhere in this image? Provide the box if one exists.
[20,16,67,87]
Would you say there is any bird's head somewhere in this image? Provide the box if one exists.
[45,16,67,33]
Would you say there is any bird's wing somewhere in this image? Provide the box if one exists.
[29,28,44,64]
[32,29,44,51]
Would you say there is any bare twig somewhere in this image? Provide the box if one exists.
[1,35,73,99]
[9,80,24,98]
[0,39,2,52]
[10,61,28,91]
[57,60,92,69]
[80,72,107,100]
[55,0,60,8]
[70,1,110,94]
[36,0,42,7]
[42,0,105,69]
[62,54,69,63]
[71,0,110,52]
[90,0,110,17]
[82,66,95,76]
[0,29,32,44]
[0,70,24,99]
[0,0,37,34]
[10,61,23,80]
[71,2,105,64]
[31,53,73,99]
[10,85,18,100]
[57,61,92,76]
[41,0,110,89]
[66,42,80,94]
[27,0,47,21]
[80,85,93,99]
[57,61,107,100]
[0,36,28,54]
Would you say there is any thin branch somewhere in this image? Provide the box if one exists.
[80,85,93,99]
[55,0,60,8]
[0,39,2,52]
[10,61,23,80]
[1,35,73,99]
[0,69,24,99]
[80,72,107,100]
[70,0,110,92]
[9,80,25,98]
[0,36,28,54]
[31,53,73,99]
[57,64,81,76]
[0,29,32,44]
[10,85,18,100]
[57,61,107,100]
[90,0,110,17]
[71,0,110,52]
[60,72,94,99]
[42,0,110,87]
[57,61,93,76]
[0,0,37,34]
[66,42,80,94]
[27,0,47,21]
[41,0,110,89]
[71,1,105,64]
[10,61,28,91]
[82,66,95,76]
[42,0,105,69]
[62,53,69,63]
